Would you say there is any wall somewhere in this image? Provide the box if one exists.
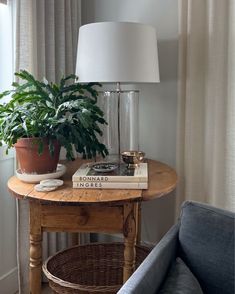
[0,5,18,292]
[82,0,178,243]
[0,147,18,293]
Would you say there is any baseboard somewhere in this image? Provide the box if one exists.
[141,240,156,248]
[0,267,18,294]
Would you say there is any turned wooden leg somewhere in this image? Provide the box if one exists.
[123,202,138,282]
[29,201,42,294]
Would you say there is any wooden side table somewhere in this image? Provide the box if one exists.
[8,159,177,294]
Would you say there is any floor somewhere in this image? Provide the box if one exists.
[16,283,52,293]
[42,283,52,293]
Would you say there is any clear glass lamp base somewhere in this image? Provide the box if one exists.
[97,90,139,159]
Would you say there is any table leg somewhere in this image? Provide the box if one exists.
[29,201,42,294]
[123,202,138,282]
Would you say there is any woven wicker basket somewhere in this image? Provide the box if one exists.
[43,242,150,294]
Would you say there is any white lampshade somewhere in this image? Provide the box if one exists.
[76,22,160,83]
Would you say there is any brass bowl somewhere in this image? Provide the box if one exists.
[121,151,145,168]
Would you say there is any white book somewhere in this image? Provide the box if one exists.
[72,162,148,183]
[73,181,148,189]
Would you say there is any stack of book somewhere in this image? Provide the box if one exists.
[72,162,148,189]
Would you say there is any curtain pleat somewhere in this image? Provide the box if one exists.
[14,1,83,292]
[65,0,73,74]
[176,0,235,214]
[15,0,37,74]
[71,0,81,62]
[54,0,66,82]
[226,0,235,208]
[36,0,46,79]
[44,0,56,82]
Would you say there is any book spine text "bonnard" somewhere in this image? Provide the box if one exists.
[72,176,147,182]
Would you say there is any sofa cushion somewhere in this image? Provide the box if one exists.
[178,201,235,294]
[158,257,203,294]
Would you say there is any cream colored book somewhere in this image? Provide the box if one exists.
[73,181,148,189]
[72,162,148,183]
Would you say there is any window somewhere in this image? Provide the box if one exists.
[0,2,14,152]
[0,2,13,102]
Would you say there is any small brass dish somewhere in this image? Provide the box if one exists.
[121,151,145,168]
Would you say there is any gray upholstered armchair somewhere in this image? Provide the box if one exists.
[118,201,235,294]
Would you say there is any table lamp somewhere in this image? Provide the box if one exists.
[76,22,159,157]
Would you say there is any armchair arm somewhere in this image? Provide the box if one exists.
[118,223,180,294]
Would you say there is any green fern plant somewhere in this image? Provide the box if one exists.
[0,70,108,160]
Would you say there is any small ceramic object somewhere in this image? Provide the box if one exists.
[40,179,64,187]
[34,184,57,192]
[91,162,118,173]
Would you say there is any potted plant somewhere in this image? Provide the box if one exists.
[0,70,108,174]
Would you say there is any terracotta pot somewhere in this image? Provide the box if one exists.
[14,138,61,174]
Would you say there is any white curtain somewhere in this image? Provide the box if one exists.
[176,0,235,213]
[15,0,80,81]
[13,0,84,293]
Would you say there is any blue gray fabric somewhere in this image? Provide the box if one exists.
[117,223,179,294]
[118,201,235,294]
[158,257,203,294]
[178,201,235,294]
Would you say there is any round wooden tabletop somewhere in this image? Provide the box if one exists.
[8,158,177,203]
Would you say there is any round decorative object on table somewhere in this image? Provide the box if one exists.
[15,164,66,183]
[34,184,58,192]
[40,179,64,187]
[34,179,64,192]
[121,151,145,168]
[91,162,118,173]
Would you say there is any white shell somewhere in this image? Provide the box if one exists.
[40,179,64,187]
[34,184,57,192]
